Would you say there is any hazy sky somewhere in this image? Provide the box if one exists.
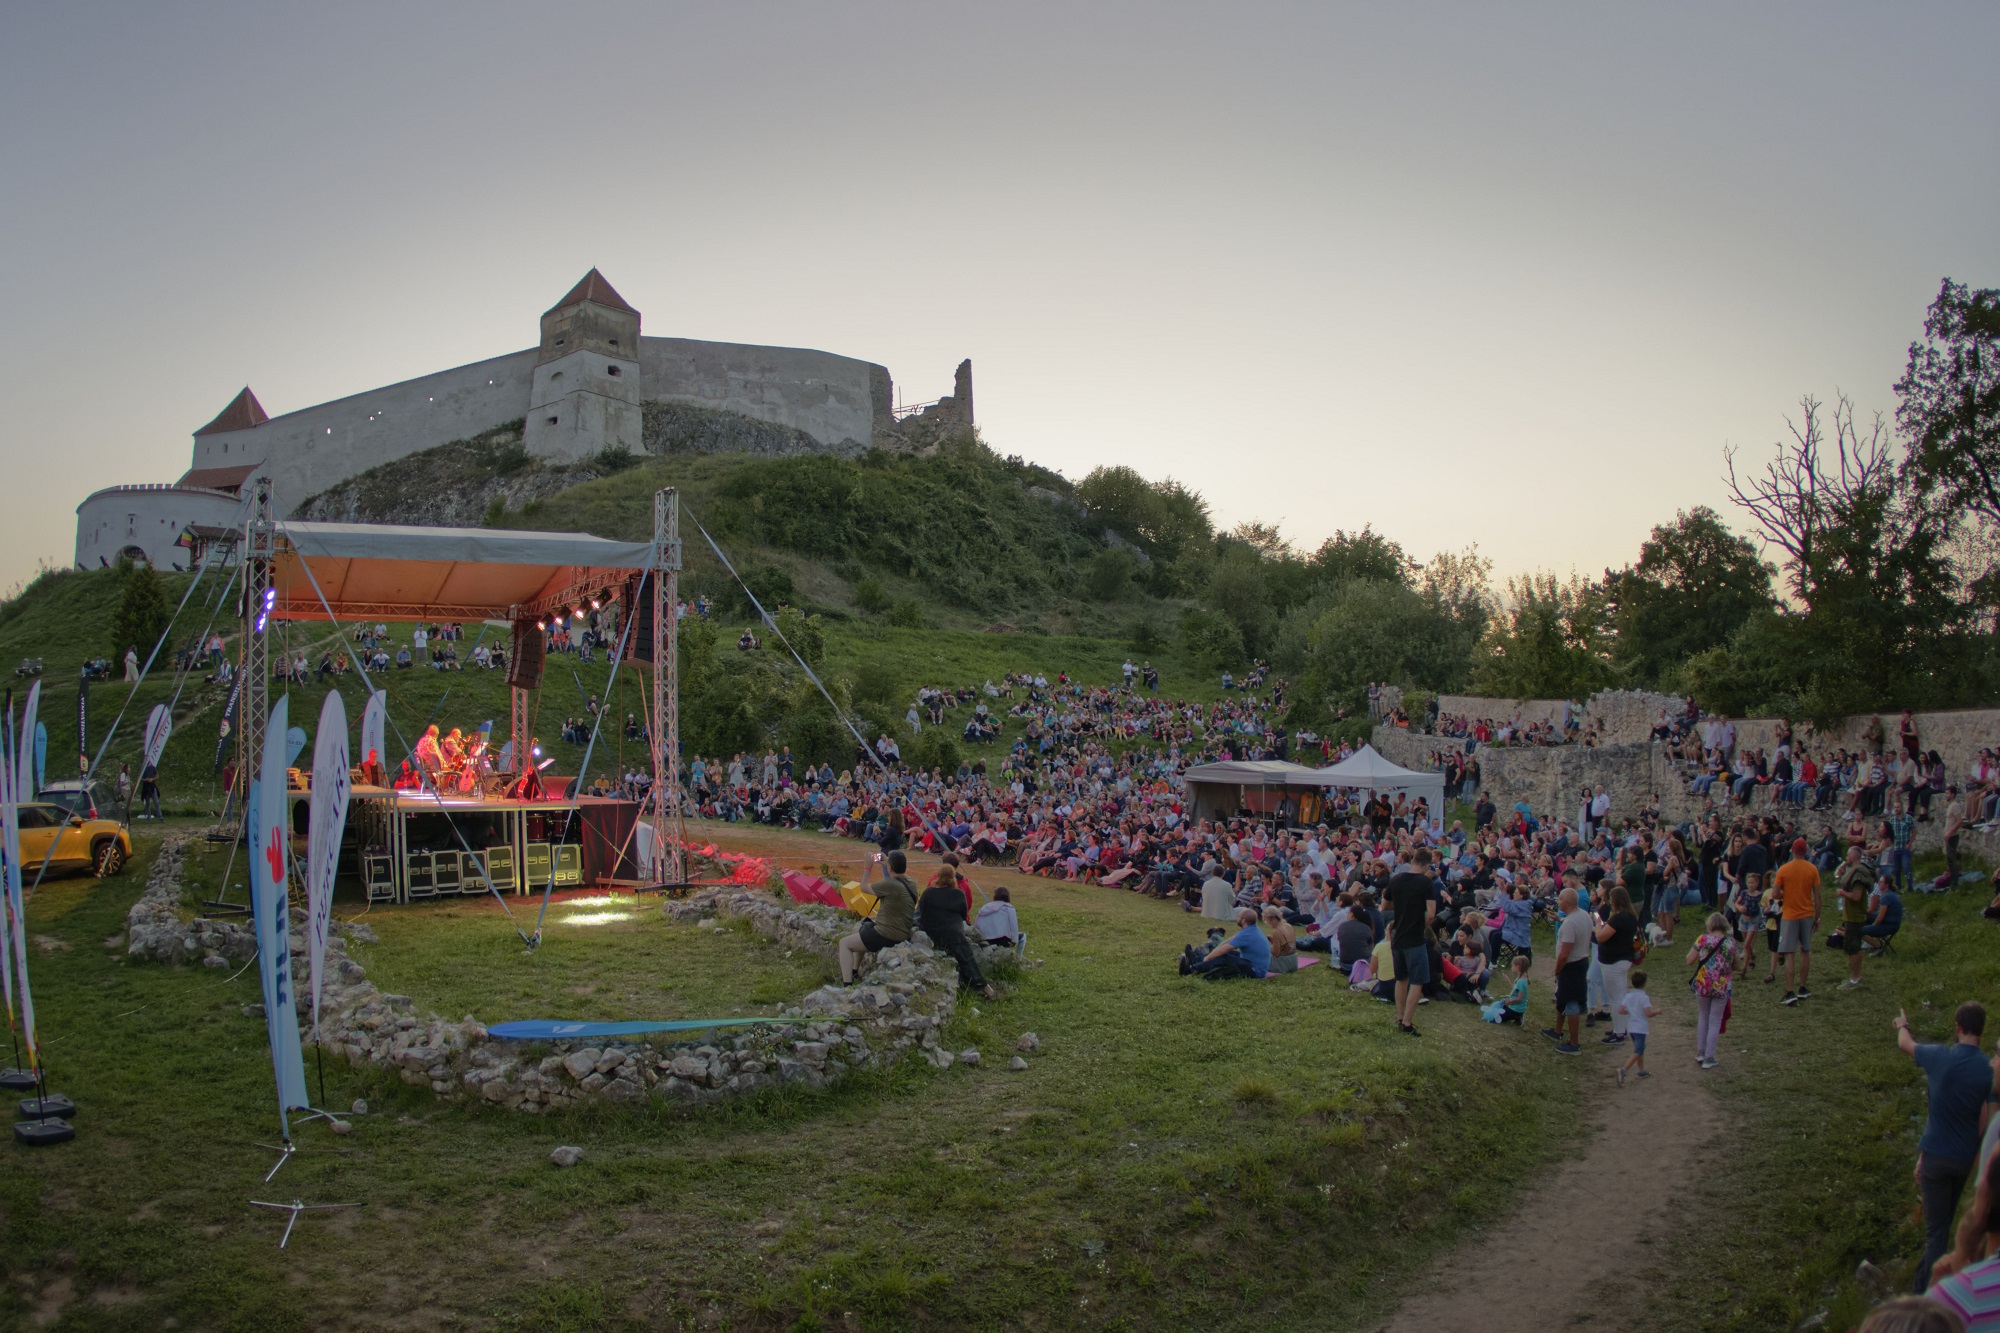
[3,2,1994,590]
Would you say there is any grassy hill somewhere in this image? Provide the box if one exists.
[0,559,1235,814]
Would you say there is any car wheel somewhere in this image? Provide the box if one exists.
[93,840,125,878]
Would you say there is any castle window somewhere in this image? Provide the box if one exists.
[556,338,565,346]
[606,365,621,377]
[609,339,619,347]
[547,416,559,426]
[552,371,564,381]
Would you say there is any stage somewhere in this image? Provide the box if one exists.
[328,786,653,904]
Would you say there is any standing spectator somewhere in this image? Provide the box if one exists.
[1542,886,1592,1055]
[123,646,139,682]
[1686,912,1738,1070]
[1772,838,1822,1005]
[1945,786,1967,885]
[1891,806,1918,891]
[1594,885,1640,1047]
[138,763,162,821]
[1837,845,1874,989]
[1896,1001,1991,1291]
[1386,848,1438,1037]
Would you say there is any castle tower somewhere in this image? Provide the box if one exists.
[523,269,643,462]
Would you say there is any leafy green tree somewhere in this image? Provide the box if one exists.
[1301,580,1471,709]
[1081,548,1135,601]
[772,606,825,668]
[110,561,169,664]
[1897,279,2000,524]
[907,726,961,775]
[887,600,924,629]
[1203,551,1275,658]
[1716,393,1973,722]
[1180,607,1245,670]
[1471,572,1615,700]
[1310,528,1415,587]
[1602,507,1774,686]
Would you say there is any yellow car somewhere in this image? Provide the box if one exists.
[14,803,131,878]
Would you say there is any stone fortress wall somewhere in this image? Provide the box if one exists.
[76,270,967,569]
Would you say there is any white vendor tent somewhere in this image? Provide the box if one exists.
[1180,759,1321,822]
[1306,745,1446,833]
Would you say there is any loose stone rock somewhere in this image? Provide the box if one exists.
[1011,1056,1029,1071]
[351,1099,369,1115]
[549,1145,584,1168]
[959,1049,981,1067]
[1016,1032,1041,1052]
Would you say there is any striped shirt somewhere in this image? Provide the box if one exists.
[1931,1253,2000,1329]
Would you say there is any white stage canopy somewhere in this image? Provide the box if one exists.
[1180,747,1447,831]
[271,520,658,622]
[1306,745,1447,833]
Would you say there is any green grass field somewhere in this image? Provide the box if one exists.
[1,820,1591,1332]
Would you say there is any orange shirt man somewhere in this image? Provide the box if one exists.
[1772,838,1823,1004]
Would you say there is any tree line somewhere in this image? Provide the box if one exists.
[1075,278,2000,731]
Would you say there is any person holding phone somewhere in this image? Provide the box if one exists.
[837,850,918,984]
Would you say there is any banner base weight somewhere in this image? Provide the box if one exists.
[19,1094,76,1120]
[14,1118,74,1146]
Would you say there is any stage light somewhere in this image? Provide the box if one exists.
[571,606,585,621]
[560,911,633,927]
[254,586,276,633]
[588,595,602,611]
[535,616,547,632]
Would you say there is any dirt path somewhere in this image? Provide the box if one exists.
[1379,968,1725,1332]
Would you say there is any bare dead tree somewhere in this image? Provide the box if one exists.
[1723,393,1894,604]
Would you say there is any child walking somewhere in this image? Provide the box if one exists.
[1616,969,1661,1086]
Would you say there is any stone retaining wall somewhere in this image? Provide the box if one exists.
[126,843,991,1111]
[1371,727,1999,860]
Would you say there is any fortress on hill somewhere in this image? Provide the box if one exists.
[74,270,973,569]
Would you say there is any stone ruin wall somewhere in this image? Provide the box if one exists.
[124,838,1022,1114]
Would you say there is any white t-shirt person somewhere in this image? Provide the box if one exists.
[1619,987,1654,1035]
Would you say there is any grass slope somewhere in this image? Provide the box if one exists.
[0,821,1589,1332]
[0,563,1239,817]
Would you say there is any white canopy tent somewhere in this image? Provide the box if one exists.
[1305,745,1447,834]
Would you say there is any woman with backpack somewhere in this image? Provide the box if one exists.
[1686,912,1740,1070]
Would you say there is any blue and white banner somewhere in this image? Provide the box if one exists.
[248,696,309,1126]
[142,703,172,772]
[0,709,36,1071]
[360,690,386,778]
[304,692,350,1040]
[17,682,39,807]
[33,721,45,793]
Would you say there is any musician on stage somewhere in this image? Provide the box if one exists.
[414,725,444,782]
[507,738,547,801]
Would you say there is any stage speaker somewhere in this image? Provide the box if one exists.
[524,842,552,890]
[431,851,461,893]
[405,854,436,898]
[624,572,656,664]
[363,852,395,902]
[553,843,583,887]
[457,849,487,895]
[486,845,517,894]
[507,619,545,691]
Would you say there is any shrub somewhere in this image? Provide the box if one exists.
[110,562,169,663]
[852,576,891,615]
[1180,606,1245,669]
[907,727,960,775]
[887,600,924,629]
[1081,548,1135,601]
